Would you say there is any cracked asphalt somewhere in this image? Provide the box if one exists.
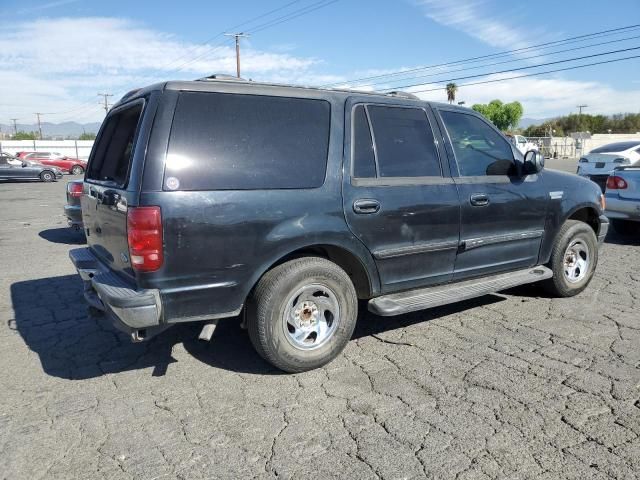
[1,165,639,480]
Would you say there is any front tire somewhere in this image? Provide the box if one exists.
[40,171,54,182]
[247,257,358,373]
[71,165,84,175]
[542,220,598,297]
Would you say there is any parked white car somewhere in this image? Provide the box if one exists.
[507,134,539,155]
[576,140,640,191]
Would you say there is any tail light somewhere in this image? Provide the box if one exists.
[127,206,163,272]
[67,182,83,197]
[606,176,628,190]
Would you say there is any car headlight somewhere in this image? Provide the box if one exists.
[613,157,630,164]
[579,158,588,163]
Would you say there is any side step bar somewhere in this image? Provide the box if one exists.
[368,266,553,316]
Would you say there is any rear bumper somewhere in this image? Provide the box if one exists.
[69,248,166,339]
[598,214,609,244]
[604,195,640,221]
[64,204,83,229]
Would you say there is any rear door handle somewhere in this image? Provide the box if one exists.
[353,199,381,214]
[470,193,490,206]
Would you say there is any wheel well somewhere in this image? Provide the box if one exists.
[568,207,599,235]
[271,245,373,299]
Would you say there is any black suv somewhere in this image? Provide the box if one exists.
[70,78,608,372]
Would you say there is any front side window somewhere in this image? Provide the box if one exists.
[166,92,330,190]
[440,111,515,176]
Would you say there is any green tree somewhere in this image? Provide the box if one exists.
[472,100,523,131]
[78,132,96,140]
[12,131,37,140]
[524,112,640,136]
[445,83,458,104]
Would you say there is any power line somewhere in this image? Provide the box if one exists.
[166,0,339,76]
[406,54,640,94]
[245,0,339,34]
[321,23,640,87]
[360,33,640,89]
[380,45,640,92]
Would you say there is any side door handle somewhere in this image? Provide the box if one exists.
[353,199,381,214]
[470,193,490,207]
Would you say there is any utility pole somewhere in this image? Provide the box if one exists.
[98,93,114,114]
[34,113,43,140]
[224,33,249,78]
[10,118,18,135]
[577,104,588,132]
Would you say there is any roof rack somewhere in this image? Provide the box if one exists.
[196,74,247,82]
[385,91,420,100]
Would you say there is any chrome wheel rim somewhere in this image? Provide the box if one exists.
[282,283,340,350]
[43,173,52,181]
[563,239,590,283]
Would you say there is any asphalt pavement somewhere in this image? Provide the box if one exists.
[0,165,638,479]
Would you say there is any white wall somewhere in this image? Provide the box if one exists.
[0,140,94,160]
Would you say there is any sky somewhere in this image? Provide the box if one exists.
[1,0,639,126]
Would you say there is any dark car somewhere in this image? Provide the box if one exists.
[18,151,87,175]
[64,180,84,230]
[69,77,608,372]
[0,155,63,182]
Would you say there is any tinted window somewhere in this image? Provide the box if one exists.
[87,103,143,186]
[352,105,376,178]
[367,106,441,177]
[591,141,640,153]
[166,92,330,190]
[440,111,515,176]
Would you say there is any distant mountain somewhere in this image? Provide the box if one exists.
[0,121,102,139]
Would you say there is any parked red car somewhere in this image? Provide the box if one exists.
[16,151,87,175]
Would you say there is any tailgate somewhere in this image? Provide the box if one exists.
[81,101,146,281]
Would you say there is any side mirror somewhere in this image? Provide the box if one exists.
[524,150,544,174]
[21,162,27,168]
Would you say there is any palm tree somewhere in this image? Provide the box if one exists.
[446,83,458,104]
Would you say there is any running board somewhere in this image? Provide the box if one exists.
[368,266,553,316]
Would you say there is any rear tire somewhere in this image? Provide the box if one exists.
[542,220,598,297]
[40,171,54,182]
[247,257,358,373]
[611,219,639,236]
[71,165,84,175]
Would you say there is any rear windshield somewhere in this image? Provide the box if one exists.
[164,92,331,190]
[87,102,143,186]
[591,141,640,153]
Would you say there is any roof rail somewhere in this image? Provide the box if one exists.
[196,74,247,82]
[385,91,420,100]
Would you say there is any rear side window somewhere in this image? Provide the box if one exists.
[352,105,376,178]
[366,105,441,177]
[165,92,331,190]
[87,103,143,186]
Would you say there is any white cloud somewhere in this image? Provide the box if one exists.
[0,17,320,122]
[415,0,547,56]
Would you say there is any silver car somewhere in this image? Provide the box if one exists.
[605,166,640,235]
[577,140,640,192]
